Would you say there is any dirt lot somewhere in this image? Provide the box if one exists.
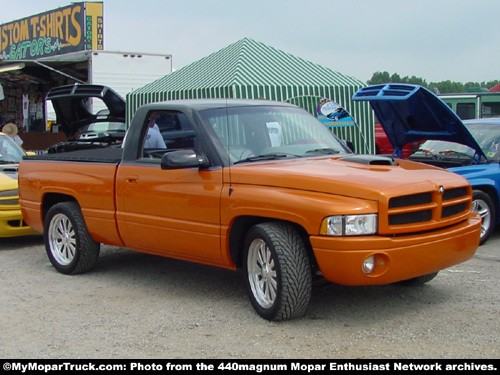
[1,230,499,359]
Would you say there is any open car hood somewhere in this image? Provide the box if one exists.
[46,84,126,139]
[353,84,486,160]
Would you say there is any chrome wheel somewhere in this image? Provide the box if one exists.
[471,190,496,245]
[247,238,277,309]
[472,198,491,240]
[44,202,100,274]
[48,213,76,266]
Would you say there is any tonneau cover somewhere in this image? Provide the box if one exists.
[23,147,123,164]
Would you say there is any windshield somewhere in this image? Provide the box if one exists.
[0,134,25,163]
[81,121,126,133]
[416,122,500,162]
[199,105,349,164]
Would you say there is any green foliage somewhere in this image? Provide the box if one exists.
[367,71,499,94]
[367,71,428,87]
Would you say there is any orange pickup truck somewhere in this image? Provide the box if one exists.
[19,85,481,321]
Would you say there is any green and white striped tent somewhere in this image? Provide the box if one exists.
[127,38,374,153]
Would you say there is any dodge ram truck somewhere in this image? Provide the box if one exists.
[19,84,481,321]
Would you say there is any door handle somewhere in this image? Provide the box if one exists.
[126,175,139,184]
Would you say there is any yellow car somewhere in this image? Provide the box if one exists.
[0,132,37,237]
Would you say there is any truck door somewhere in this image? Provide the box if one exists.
[115,110,224,264]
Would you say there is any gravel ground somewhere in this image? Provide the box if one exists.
[1,231,499,359]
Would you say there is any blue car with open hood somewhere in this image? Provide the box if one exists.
[354,84,500,245]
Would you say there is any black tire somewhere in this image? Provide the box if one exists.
[398,271,439,286]
[472,190,496,245]
[243,222,312,321]
[44,202,100,275]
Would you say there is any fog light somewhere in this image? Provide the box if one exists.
[362,255,375,274]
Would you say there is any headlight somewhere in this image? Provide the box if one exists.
[321,214,377,236]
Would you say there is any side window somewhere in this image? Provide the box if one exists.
[456,103,475,120]
[482,102,500,118]
[142,110,197,158]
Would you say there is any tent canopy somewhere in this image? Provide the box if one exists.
[127,38,373,153]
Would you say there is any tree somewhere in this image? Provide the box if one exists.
[367,71,391,85]
[367,71,499,93]
[367,71,428,87]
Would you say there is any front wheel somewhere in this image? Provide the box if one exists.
[44,202,100,274]
[243,222,312,321]
[472,190,496,245]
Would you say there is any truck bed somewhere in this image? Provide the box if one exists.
[24,147,123,164]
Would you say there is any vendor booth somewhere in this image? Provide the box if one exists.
[0,2,172,151]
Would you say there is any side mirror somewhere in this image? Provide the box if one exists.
[161,149,210,170]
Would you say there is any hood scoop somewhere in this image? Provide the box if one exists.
[338,155,396,166]
[0,165,19,173]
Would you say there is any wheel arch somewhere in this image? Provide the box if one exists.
[42,193,79,223]
[228,216,316,270]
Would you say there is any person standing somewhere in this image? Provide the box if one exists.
[2,122,23,147]
[144,114,166,149]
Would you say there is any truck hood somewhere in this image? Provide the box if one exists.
[230,157,462,201]
[46,84,126,139]
[353,84,485,160]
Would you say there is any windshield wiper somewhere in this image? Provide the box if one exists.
[412,149,439,159]
[438,150,473,158]
[233,152,301,164]
[416,148,434,155]
[305,148,341,155]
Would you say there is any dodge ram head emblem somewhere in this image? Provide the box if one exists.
[439,186,445,194]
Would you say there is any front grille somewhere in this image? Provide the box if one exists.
[442,202,467,218]
[0,189,18,197]
[389,192,432,208]
[389,210,432,225]
[0,198,19,206]
[0,189,19,207]
[382,185,471,235]
[443,187,467,201]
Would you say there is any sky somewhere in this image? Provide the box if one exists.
[1,0,499,84]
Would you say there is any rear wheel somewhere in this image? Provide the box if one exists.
[44,202,100,274]
[244,222,312,321]
[472,190,496,245]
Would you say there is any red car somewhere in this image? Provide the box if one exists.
[375,122,422,158]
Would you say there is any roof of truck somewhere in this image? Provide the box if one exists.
[139,98,298,112]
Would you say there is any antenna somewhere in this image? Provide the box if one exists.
[225,99,233,196]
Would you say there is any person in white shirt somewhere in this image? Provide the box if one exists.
[144,115,166,149]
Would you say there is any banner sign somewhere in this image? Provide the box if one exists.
[1,359,499,373]
[84,1,104,50]
[0,2,103,61]
[317,98,356,127]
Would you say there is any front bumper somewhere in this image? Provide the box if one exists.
[310,214,481,285]
[0,209,38,237]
